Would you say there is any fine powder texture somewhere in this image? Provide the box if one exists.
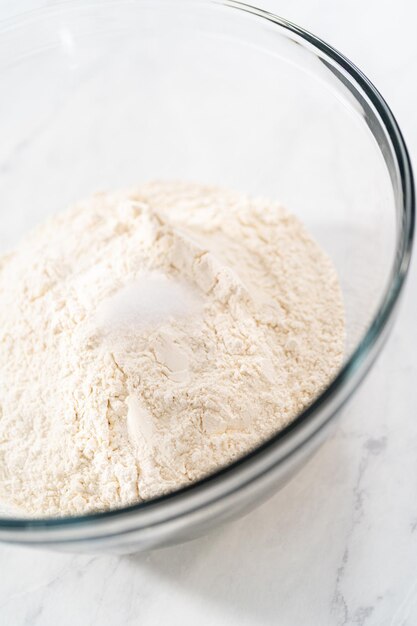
[0,181,345,517]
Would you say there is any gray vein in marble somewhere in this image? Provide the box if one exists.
[332,437,387,626]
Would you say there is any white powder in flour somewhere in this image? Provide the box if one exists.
[0,181,345,517]
[97,271,203,333]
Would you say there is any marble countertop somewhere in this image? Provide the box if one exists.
[1,1,417,624]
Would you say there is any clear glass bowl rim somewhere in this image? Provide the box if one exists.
[0,0,414,535]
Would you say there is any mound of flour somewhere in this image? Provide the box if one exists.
[0,181,344,517]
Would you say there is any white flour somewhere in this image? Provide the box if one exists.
[0,181,345,517]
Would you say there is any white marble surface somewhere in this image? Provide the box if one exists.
[1,1,417,624]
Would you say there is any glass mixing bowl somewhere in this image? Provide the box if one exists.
[0,0,414,553]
